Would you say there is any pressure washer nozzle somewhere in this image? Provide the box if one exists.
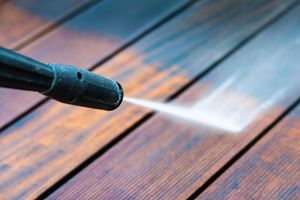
[42,64,123,111]
[0,47,123,111]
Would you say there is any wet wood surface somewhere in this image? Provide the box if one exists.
[1,0,300,199]
[199,105,300,199]
[48,3,300,199]
[0,0,189,128]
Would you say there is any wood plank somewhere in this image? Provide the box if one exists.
[0,0,93,48]
[48,3,300,199]
[0,0,9,6]
[199,105,300,199]
[0,0,296,199]
[0,0,190,128]
[0,0,94,129]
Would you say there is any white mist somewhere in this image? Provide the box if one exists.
[123,97,242,133]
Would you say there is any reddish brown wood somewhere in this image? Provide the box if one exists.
[0,0,94,129]
[199,105,300,199]
[0,0,190,128]
[48,3,300,199]
[0,0,296,199]
[0,0,92,48]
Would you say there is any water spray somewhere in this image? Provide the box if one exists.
[0,47,246,133]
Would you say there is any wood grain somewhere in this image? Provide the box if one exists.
[0,0,93,129]
[0,0,190,128]
[199,105,300,200]
[48,3,300,199]
[0,0,92,48]
[1,0,297,199]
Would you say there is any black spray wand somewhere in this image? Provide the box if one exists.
[0,47,123,110]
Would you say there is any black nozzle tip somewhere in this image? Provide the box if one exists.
[110,81,124,110]
[42,64,124,111]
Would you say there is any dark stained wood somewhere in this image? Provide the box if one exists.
[0,0,9,6]
[0,0,93,129]
[0,0,190,128]
[0,0,93,48]
[48,4,300,199]
[199,105,300,199]
[0,0,296,199]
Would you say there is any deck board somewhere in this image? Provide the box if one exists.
[0,0,93,48]
[199,104,300,199]
[47,3,300,199]
[0,0,94,129]
[0,0,297,199]
[0,0,190,128]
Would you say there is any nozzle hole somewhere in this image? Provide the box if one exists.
[68,96,75,102]
[77,72,83,80]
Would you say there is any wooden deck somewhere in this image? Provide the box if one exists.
[1,0,300,199]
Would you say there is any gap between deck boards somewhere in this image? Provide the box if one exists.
[1,0,98,49]
[12,0,103,50]
[188,97,300,199]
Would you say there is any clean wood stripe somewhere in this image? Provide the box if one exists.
[48,3,300,199]
[190,97,300,199]
[0,0,296,199]
[0,0,192,128]
[199,102,300,199]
